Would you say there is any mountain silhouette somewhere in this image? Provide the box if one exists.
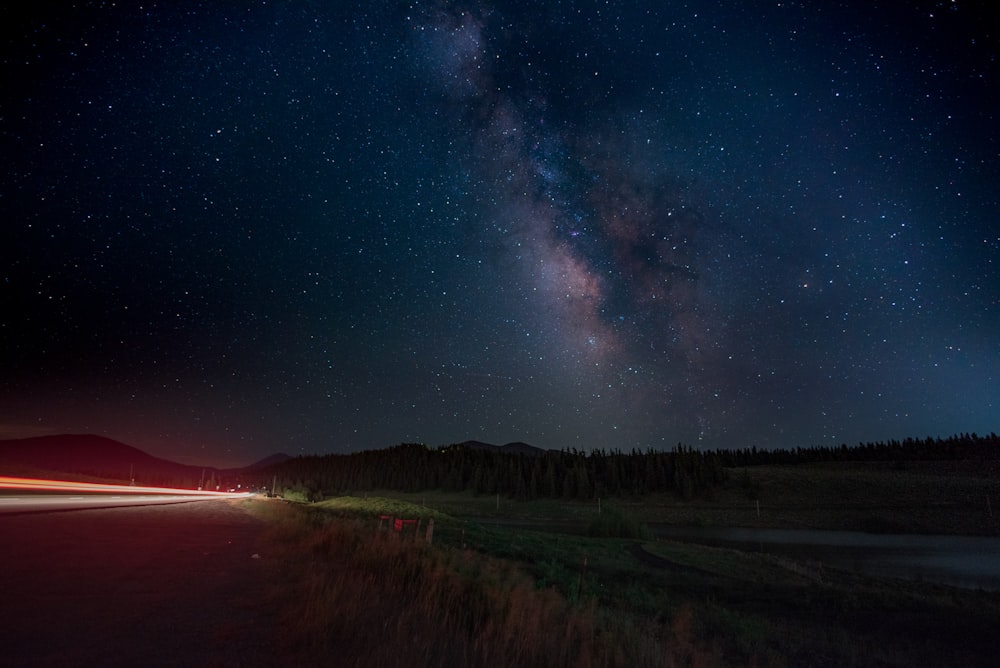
[0,434,241,486]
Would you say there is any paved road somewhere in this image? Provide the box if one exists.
[0,499,282,666]
[0,492,252,514]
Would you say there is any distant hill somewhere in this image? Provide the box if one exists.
[0,433,549,489]
[240,452,293,470]
[499,441,545,456]
[0,434,207,485]
[452,440,545,456]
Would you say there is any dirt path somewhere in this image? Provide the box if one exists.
[0,499,281,667]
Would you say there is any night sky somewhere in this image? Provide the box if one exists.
[2,2,997,467]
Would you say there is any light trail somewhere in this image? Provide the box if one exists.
[0,476,246,496]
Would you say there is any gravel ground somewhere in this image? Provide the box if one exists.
[0,499,282,667]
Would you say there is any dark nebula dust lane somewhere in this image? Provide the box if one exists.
[1,2,996,465]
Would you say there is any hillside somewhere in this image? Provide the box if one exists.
[451,440,545,456]
[0,434,211,486]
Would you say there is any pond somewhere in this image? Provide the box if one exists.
[650,525,1000,591]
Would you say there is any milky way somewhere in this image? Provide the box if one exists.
[1,2,996,465]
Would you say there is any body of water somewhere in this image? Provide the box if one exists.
[650,525,1000,591]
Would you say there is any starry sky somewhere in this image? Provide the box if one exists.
[2,1,997,467]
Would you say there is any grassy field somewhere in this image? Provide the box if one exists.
[245,462,1000,666]
[352,460,1000,536]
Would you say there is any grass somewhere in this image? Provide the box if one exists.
[244,499,641,667]
[243,462,1000,666]
[664,461,1000,535]
[341,459,1000,538]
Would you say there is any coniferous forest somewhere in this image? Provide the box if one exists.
[261,432,1000,502]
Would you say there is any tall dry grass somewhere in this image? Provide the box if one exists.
[249,501,707,667]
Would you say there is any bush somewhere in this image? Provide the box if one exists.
[281,486,310,503]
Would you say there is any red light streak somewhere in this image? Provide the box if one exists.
[0,476,245,496]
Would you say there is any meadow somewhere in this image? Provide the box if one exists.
[245,461,1000,667]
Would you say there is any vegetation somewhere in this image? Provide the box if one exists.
[246,499,636,667]
[231,435,1000,663]
[260,432,1000,506]
[245,489,1000,667]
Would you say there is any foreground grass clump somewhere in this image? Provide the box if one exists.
[246,498,709,667]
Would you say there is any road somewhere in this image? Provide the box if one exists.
[0,498,283,666]
[0,492,253,514]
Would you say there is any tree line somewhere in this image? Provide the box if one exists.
[259,432,999,502]
[715,432,1000,467]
